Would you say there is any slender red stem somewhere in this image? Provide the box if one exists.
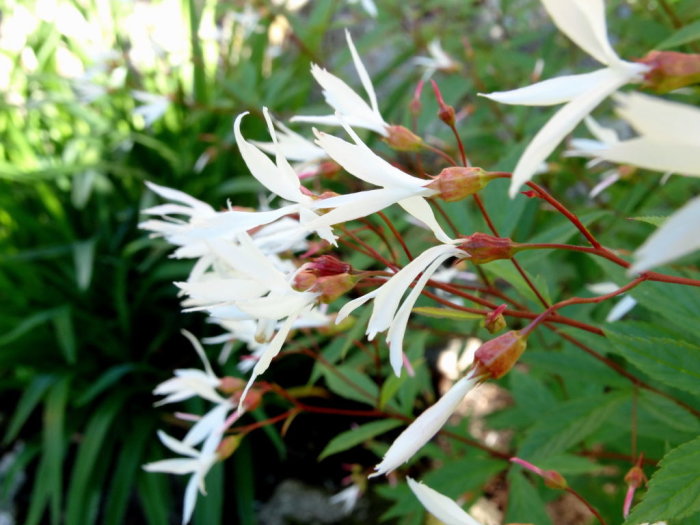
[377,211,413,260]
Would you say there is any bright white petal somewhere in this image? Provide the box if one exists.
[386,247,463,375]
[597,138,700,177]
[182,471,199,524]
[157,430,198,457]
[614,92,700,145]
[508,66,631,197]
[143,458,196,475]
[606,295,637,322]
[145,181,214,215]
[335,289,379,324]
[630,197,700,273]
[540,0,619,66]
[371,375,477,477]
[236,292,316,320]
[407,478,483,525]
[345,30,380,116]
[481,69,613,106]
[184,402,231,447]
[398,196,452,244]
[176,279,269,305]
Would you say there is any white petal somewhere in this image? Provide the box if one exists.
[614,92,700,145]
[407,478,483,525]
[368,245,461,340]
[238,310,302,412]
[143,458,196,475]
[606,295,637,322]
[540,0,620,66]
[371,375,477,477]
[630,197,700,273]
[597,138,700,177]
[157,430,198,457]
[387,248,463,375]
[583,116,619,144]
[176,279,268,304]
[290,114,388,136]
[182,472,199,524]
[481,70,613,106]
[233,112,303,202]
[145,181,215,215]
[192,206,297,242]
[184,402,231,447]
[345,30,381,116]
[335,289,380,324]
[508,66,632,197]
[236,292,316,320]
[181,329,216,378]
[398,196,452,244]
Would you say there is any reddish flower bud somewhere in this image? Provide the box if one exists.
[318,160,342,178]
[304,255,352,276]
[219,376,245,394]
[511,457,568,490]
[474,330,527,379]
[232,387,262,412]
[410,80,424,117]
[217,435,243,460]
[624,465,646,488]
[459,232,516,264]
[638,50,700,93]
[484,304,507,334]
[384,125,424,152]
[314,273,360,303]
[427,167,492,202]
[293,256,358,303]
[430,79,456,127]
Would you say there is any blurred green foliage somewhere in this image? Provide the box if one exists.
[1,0,699,524]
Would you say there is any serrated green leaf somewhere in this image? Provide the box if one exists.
[505,470,553,525]
[625,436,700,524]
[412,306,482,320]
[318,419,402,460]
[657,19,700,49]
[606,326,700,395]
[518,392,628,460]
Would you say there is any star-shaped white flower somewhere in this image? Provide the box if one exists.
[480,0,648,197]
[337,243,466,376]
[407,478,483,525]
[413,39,459,79]
[291,30,389,136]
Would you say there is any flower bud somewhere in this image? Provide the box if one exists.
[217,435,243,460]
[427,167,492,202]
[293,256,358,302]
[384,125,424,152]
[459,232,516,264]
[430,79,456,127]
[318,160,342,178]
[624,464,646,488]
[511,457,567,490]
[304,255,352,276]
[314,273,360,303]
[638,50,700,93]
[232,387,262,412]
[219,376,245,394]
[474,330,527,379]
[484,304,507,334]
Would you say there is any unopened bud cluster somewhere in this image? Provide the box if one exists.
[638,50,700,93]
[293,255,357,303]
[458,232,516,264]
[427,167,495,202]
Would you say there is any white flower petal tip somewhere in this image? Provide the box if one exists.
[407,478,483,525]
[369,375,477,477]
[629,196,700,274]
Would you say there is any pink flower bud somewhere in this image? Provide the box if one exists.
[217,435,243,460]
[638,50,700,93]
[484,304,507,334]
[474,330,527,379]
[511,457,567,490]
[384,125,424,152]
[459,232,516,264]
[219,376,245,394]
[427,167,492,202]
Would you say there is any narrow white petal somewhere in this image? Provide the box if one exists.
[481,70,612,106]
[614,92,700,145]
[238,311,301,412]
[233,112,303,202]
[583,116,619,145]
[368,245,460,340]
[407,478,483,525]
[181,329,216,378]
[184,402,231,447]
[182,472,199,524]
[157,430,198,457]
[236,292,316,320]
[335,289,379,324]
[291,114,389,136]
[387,248,463,375]
[630,197,700,273]
[193,207,297,242]
[176,279,268,304]
[398,196,452,244]
[262,107,306,191]
[143,458,196,475]
[606,295,637,322]
[345,30,381,116]
[540,0,620,66]
[371,375,477,477]
[508,67,631,197]
[597,138,700,177]
[145,181,215,214]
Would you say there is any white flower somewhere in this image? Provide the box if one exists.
[291,30,389,136]
[586,282,637,322]
[338,243,465,375]
[370,375,477,477]
[630,196,700,274]
[414,39,459,79]
[251,117,327,167]
[407,478,483,525]
[329,484,362,515]
[143,423,224,524]
[310,121,452,244]
[480,0,648,197]
[133,90,170,127]
[589,92,700,177]
[154,330,227,406]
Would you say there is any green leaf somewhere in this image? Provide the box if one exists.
[233,439,256,525]
[52,305,77,364]
[412,306,482,320]
[518,392,628,460]
[75,364,136,406]
[4,374,55,444]
[318,419,402,460]
[138,466,170,525]
[505,470,553,525]
[625,436,700,524]
[322,365,379,406]
[628,216,666,227]
[606,325,700,395]
[657,19,700,49]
